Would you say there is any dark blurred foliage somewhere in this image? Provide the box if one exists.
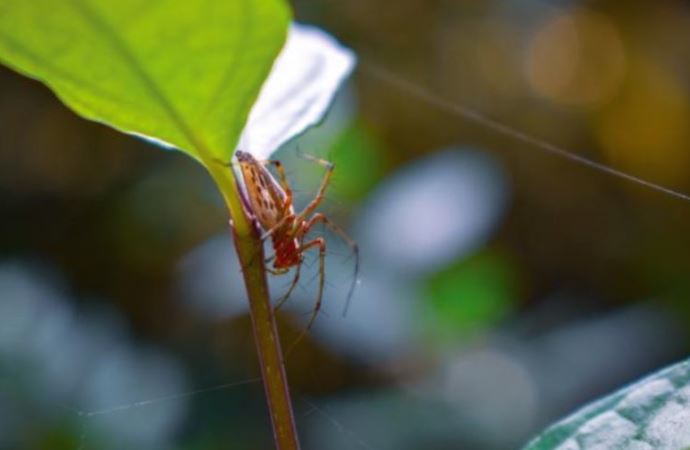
[2,0,690,449]
[306,0,690,310]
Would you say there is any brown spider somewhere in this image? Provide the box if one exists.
[235,150,359,333]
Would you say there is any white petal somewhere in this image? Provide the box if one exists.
[237,23,356,160]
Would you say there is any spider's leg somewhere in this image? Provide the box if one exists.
[266,241,299,306]
[266,266,290,276]
[261,160,290,191]
[303,237,326,330]
[273,232,306,311]
[286,237,326,354]
[259,214,295,242]
[293,156,334,226]
[274,261,301,310]
[302,213,360,316]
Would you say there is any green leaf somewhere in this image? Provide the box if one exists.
[523,358,690,450]
[0,0,291,163]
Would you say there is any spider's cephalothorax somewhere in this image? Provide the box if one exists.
[235,150,359,333]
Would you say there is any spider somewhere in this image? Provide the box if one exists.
[234,150,359,334]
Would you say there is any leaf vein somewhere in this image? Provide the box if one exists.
[68,0,212,158]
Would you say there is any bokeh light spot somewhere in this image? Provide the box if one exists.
[595,58,690,187]
[424,250,517,341]
[525,8,626,108]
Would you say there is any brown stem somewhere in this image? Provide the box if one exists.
[208,162,300,450]
[232,226,300,449]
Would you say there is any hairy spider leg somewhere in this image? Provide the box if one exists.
[282,212,360,355]
[300,237,326,327]
[272,156,359,319]
[287,154,359,314]
[285,236,326,356]
[266,266,290,276]
[268,157,336,312]
[257,153,334,241]
[300,213,360,316]
[241,153,329,313]
[291,155,334,228]
[267,155,334,316]
[273,236,304,310]
[235,151,359,347]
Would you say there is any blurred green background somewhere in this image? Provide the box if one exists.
[2,0,690,449]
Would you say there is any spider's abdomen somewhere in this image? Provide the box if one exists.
[273,236,301,269]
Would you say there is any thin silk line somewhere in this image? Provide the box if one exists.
[80,378,261,418]
[301,398,380,450]
[362,61,690,203]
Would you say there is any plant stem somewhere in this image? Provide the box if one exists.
[207,162,301,450]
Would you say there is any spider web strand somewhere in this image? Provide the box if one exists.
[301,399,380,450]
[80,378,261,418]
[362,61,690,203]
